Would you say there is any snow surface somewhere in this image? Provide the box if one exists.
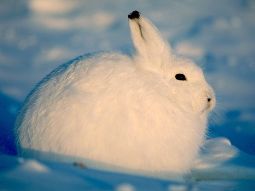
[1,138,255,191]
[0,0,255,190]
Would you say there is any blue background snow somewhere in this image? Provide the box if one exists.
[0,0,255,190]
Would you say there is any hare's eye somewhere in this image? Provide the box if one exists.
[175,73,187,81]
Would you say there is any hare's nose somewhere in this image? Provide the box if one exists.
[206,95,216,111]
[205,87,216,111]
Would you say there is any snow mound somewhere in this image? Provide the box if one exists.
[192,137,255,181]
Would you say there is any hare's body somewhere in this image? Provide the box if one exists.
[16,11,215,174]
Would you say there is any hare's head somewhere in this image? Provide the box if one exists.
[128,11,215,116]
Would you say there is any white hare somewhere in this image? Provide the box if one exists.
[16,11,215,175]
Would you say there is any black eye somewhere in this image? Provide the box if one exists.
[175,73,187,81]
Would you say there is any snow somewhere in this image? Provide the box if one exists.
[116,183,136,191]
[0,0,255,190]
[175,41,204,58]
[1,138,255,190]
[20,159,49,173]
[29,0,81,15]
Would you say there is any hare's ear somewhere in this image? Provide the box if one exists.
[128,11,172,71]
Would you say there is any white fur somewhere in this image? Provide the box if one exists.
[16,12,215,175]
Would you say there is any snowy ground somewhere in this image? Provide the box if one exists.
[1,138,255,191]
[0,0,255,190]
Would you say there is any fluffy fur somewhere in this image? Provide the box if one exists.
[16,11,215,175]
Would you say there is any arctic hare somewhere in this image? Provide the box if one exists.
[16,11,215,175]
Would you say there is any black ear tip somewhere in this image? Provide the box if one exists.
[128,10,140,20]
